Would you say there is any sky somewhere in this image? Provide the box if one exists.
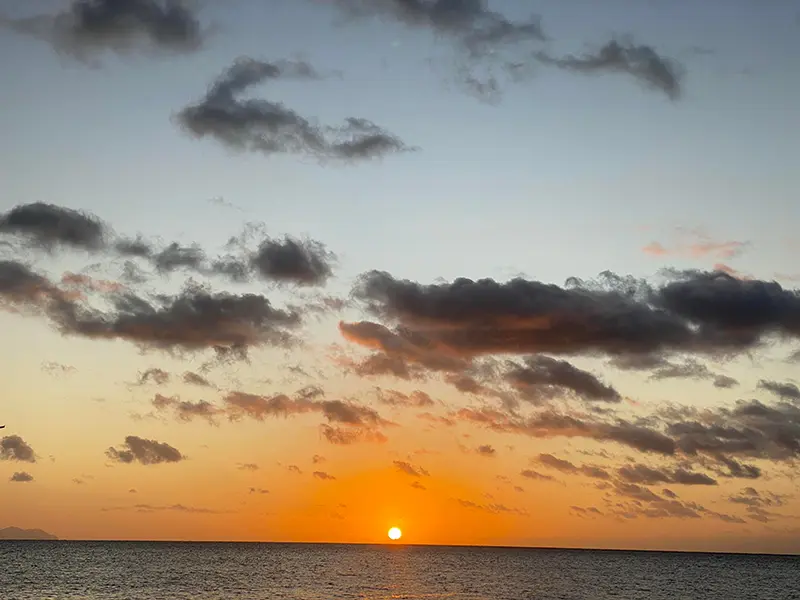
[1,0,800,554]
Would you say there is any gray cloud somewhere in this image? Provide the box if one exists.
[0,203,107,252]
[251,237,335,286]
[1,0,206,62]
[535,453,611,480]
[393,460,430,477]
[0,435,36,463]
[313,470,336,480]
[106,435,185,465]
[9,471,34,483]
[350,269,800,365]
[183,371,213,387]
[505,355,621,403]
[535,39,682,100]
[520,469,554,481]
[152,394,221,424]
[758,379,800,402]
[138,368,170,386]
[374,388,435,408]
[176,57,409,162]
[617,463,717,486]
[476,444,496,457]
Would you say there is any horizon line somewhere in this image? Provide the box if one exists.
[2,539,797,558]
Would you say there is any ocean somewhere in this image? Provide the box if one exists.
[0,541,797,599]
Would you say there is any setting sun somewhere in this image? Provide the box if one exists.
[388,527,402,541]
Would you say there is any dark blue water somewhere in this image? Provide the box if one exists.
[0,541,797,599]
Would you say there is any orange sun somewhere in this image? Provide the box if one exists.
[388,527,402,540]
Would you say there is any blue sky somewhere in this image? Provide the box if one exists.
[2,0,798,290]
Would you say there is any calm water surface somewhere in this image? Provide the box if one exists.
[0,541,797,600]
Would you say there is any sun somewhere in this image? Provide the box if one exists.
[387,527,402,541]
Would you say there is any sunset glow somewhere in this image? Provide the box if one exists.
[388,527,402,541]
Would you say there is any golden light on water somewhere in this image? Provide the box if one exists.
[388,527,402,541]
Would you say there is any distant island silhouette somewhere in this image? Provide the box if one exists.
[0,527,58,540]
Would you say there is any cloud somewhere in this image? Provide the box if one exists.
[410,480,426,490]
[758,379,800,402]
[313,470,336,481]
[138,368,170,386]
[617,463,717,486]
[609,482,745,523]
[520,469,554,481]
[176,57,409,162]
[106,435,185,465]
[0,203,107,252]
[251,237,335,286]
[535,454,611,480]
[183,371,213,387]
[312,455,325,464]
[454,407,676,455]
[374,388,435,408]
[476,444,496,457]
[9,471,34,483]
[320,0,545,100]
[393,460,430,478]
[249,487,269,495]
[504,356,621,403]
[643,233,748,261]
[53,281,302,357]
[0,435,36,463]
[107,503,225,514]
[535,39,682,100]
[456,498,527,516]
[320,424,388,445]
[152,394,221,424]
[350,269,800,365]
[0,0,206,62]
[237,463,259,471]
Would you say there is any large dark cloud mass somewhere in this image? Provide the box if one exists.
[176,57,409,162]
[106,435,185,465]
[251,237,334,286]
[0,0,206,61]
[350,269,800,363]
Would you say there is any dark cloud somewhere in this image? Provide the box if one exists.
[617,463,717,486]
[106,435,185,465]
[138,368,170,386]
[505,356,621,403]
[251,237,335,286]
[350,269,800,365]
[520,469,554,481]
[183,371,213,387]
[9,471,34,483]
[176,57,409,162]
[0,435,36,463]
[476,444,496,457]
[0,260,70,311]
[313,470,336,481]
[152,394,221,424]
[0,0,206,62]
[535,454,611,480]
[649,358,738,388]
[52,282,302,356]
[609,482,745,523]
[0,203,107,252]
[536,39,682,100]
[713,375,739,389]
[374,388,435,408]
[668,398,800,462]
[393,460,430,478]
[758,379,800,402]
